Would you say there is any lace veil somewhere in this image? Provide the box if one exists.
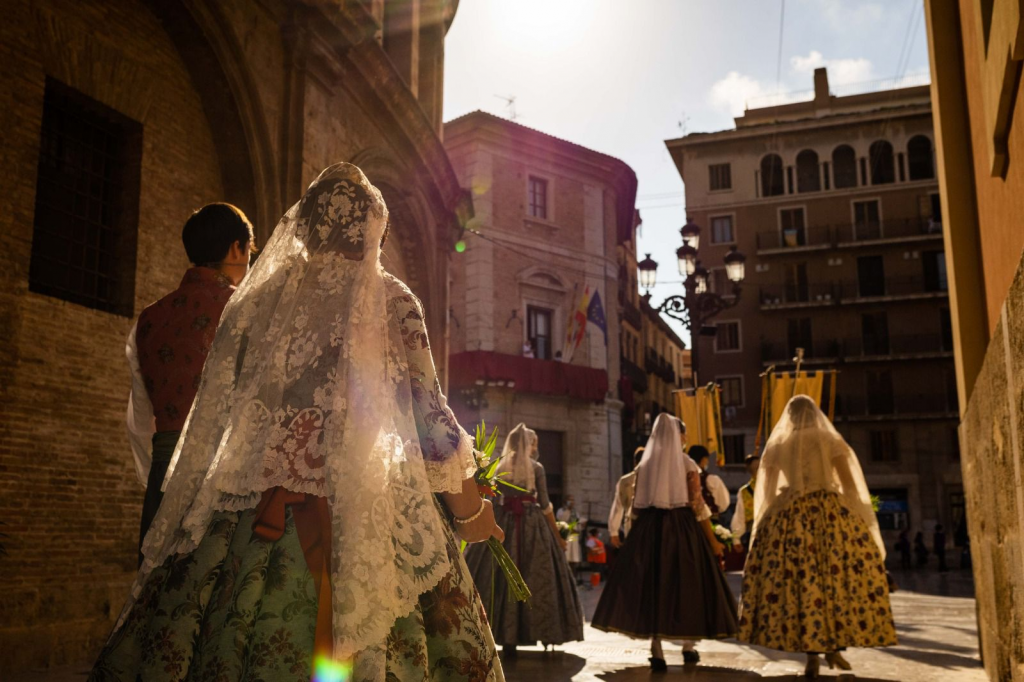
[120,163,459,672]
[752,394,884,556]
[497,423,538,491]
[633,414,699,510]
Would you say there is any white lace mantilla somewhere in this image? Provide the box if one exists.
[118,163,475,673]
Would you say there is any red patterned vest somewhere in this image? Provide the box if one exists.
[136,267,235,431]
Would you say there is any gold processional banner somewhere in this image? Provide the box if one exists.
[674,385,724,465]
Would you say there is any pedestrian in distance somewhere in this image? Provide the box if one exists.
[465,423,584,658]
[609,447,645,548]
[690,445,731,523]
[915,531,930,567]
[592,414,737,670]
[896,530,912,570]
[934,523,949,572]
[729,453,761,553]
[737,395,896,679]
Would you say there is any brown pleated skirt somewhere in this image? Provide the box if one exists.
[591,506,738,640]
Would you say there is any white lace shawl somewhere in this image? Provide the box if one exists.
[116,163,475,676]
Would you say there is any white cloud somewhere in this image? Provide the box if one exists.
[708,71,807,117]
[790,50,874,85]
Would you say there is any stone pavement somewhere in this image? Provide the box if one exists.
[12,570,985,682]
[500,569,986,682]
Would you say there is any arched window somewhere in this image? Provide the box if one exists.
[796,150,820,193]
[832,145,857,188]
[761,154,784,197]
[907,135,934,180]
[869,140,895,185]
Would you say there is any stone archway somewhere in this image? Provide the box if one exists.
[141,0,280,242]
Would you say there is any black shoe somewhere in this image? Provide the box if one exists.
[683,650,700,664]
[649,657,668,672]
[502,645,518,659]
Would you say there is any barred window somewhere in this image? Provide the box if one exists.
[870,429,899,462]
[29,78,142,317]
[715,321,741,352]
[723,433,746,465]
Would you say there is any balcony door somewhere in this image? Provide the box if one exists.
[861,311,890,355]
[853,199,882,240]
[923,250,948,292]
[784,262,809,302]
[787,318,813,358]
[527,305,553,359]
[866,370,894,415]
[780,207,807,247]
[857,256,885,297]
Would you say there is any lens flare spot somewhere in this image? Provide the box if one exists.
[313,656,352,682]
[455,240,467,253]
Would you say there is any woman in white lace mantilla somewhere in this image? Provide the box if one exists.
[737,395,896,678]
[89,163,506,682]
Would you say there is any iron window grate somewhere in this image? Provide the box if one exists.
[29,77,142,317]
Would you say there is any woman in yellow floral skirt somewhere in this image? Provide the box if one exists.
[738,395,896,678]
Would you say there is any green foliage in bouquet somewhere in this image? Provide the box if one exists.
[459,422,532,604]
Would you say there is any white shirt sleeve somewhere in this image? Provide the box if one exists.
[126,320,156,487]
[608,480,624,537]
[709,475,731,514]
[730,493,746,536]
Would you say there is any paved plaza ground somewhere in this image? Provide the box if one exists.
[501,569,985,682]
[14,569,984,682]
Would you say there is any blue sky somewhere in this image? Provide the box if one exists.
[443,0,932,345]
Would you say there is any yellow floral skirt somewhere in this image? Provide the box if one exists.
[738,490,897,653]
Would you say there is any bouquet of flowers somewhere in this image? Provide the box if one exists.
[556,518,579,542]
[713,523,736,547]
[462,422,532,603]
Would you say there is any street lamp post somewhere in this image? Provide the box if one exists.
[637,218,746,388]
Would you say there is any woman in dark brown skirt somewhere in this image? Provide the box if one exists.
[592,414,737,670]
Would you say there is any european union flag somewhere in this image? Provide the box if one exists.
[587,291,608,344]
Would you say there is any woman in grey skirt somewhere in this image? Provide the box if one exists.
[466,423,584,656]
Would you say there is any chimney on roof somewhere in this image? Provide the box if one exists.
[814,67,830,106]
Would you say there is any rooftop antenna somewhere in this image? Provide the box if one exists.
[494,94,519,121]
[677,112,690,136]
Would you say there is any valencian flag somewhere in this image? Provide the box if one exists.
[586,291,607,343]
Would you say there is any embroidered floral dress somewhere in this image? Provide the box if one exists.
[89,277,503,682]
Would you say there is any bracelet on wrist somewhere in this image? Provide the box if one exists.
[453,498,486,525]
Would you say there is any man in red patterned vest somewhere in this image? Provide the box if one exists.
[126,203,255,564]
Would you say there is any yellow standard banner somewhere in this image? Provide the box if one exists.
[674,386,724,463]
[768,371,825,430]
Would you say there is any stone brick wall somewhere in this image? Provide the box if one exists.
[0,0,465,674]
[959,252,1024,682]
[0,0,225,671]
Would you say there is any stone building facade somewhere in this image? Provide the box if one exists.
[0,0,467,674]
[443,111,637,524]
[926,2,1024,680]
[617,213,692,465]
[665,68,961,545]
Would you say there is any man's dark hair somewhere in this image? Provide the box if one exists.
[182,203,256,266]
[688,445,711,465]
[588,527,599,536]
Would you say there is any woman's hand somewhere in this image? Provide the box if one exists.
[708,537,725,558]
[557,534,568,551]
[455,499,505,544]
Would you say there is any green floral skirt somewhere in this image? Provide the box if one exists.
[89,504,503,682]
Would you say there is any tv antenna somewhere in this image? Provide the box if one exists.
[678,112,691,136]
[494,94,519,121]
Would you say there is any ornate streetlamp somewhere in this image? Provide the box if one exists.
[637,219,747,387]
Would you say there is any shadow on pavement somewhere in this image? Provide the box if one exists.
[499,651,586,682]
[596,664,894,680]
